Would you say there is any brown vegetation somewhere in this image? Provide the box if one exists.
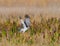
[0,14,60,46]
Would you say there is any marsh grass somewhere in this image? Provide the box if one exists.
[0,15,60,46]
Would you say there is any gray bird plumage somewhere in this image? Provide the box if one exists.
[24,18,30,27]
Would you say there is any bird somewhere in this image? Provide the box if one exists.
[19,14,30,33]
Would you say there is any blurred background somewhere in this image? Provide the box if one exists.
[0,0,60,17]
